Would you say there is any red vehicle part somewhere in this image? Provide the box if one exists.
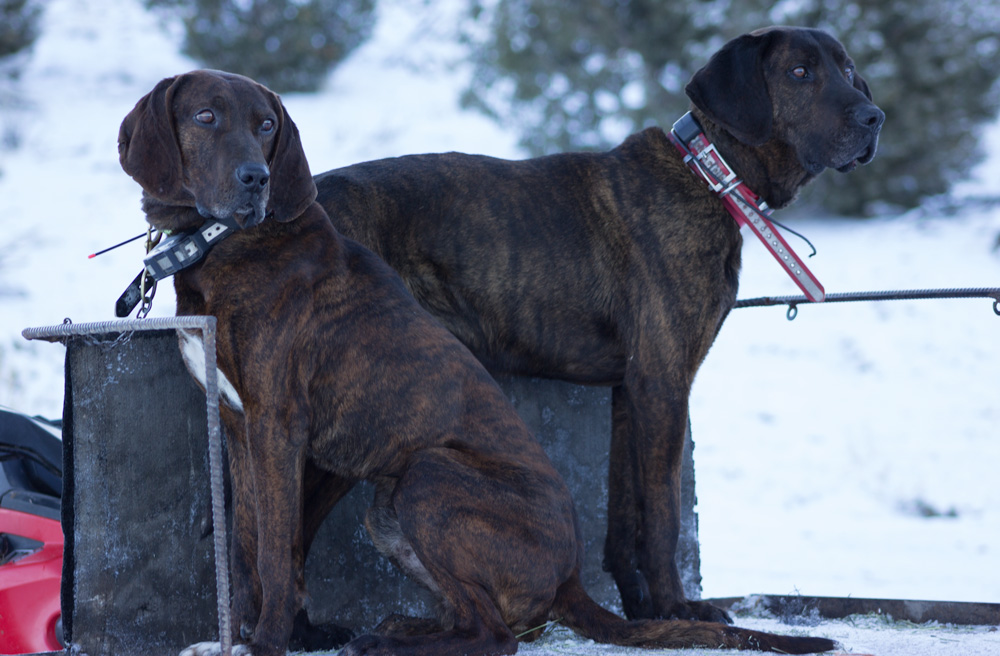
[1,409,64,655]
[0,505,63,654]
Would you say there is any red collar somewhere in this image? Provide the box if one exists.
[668,113,825,302]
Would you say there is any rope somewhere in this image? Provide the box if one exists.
[735,287,1000,320]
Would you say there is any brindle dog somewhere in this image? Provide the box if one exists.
[310,26,884,623]
[118,70,839,656]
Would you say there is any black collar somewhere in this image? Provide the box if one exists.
[143,216,242,281]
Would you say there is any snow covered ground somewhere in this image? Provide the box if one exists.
[515,617,1000,656]
[0,1,997,654]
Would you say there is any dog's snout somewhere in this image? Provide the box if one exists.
[236,162,270,192]
[852,104,885,132]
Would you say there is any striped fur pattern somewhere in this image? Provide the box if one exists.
[119,69,841,656]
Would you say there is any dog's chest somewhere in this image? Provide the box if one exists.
[178,329,244,411]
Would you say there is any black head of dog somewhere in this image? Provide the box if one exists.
[686,26,884,205]
[118,69,317,232]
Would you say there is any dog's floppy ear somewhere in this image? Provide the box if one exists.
[118,75,190,201]
[685,32,774,146]
[265,96,317,223]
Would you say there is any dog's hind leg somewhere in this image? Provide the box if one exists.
[365,499,444,599]
[341,604,516,656]
[343,447,578,656]
[372,614,444,638]
[349,500,516,656]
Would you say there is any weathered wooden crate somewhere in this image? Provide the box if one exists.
[43,327,700,656]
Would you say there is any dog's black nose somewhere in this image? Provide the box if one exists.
[236,162,270,192]
[852,104,885,132]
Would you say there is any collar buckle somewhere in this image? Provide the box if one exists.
[687,142,739,195]
[668,112,825,303]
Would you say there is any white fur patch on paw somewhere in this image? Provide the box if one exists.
[179,642,255,656]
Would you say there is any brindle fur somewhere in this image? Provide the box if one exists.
[118,69,842,656]
[310,26,884,623]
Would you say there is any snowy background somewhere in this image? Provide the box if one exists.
[0,1,997,654]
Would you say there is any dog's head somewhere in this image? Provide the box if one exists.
[119,70,317,230]
[686,26,884,176]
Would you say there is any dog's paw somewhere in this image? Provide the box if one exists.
[179,642,219,656]
[339,634,382,656]
[373,613,441,638]
[179,642,255,656]
[664,600,733,624]
[289,609,354,650]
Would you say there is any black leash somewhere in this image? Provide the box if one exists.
[736,287,1000,320]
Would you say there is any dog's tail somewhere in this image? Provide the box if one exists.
[551,576,837,654]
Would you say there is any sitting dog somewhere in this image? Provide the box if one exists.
[118,70,839,656]
[311,26,885,623]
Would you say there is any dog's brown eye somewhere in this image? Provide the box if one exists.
[790,66,808,79]
[195,110,215,124]
[844,66,855,82]
[261,118,275,133]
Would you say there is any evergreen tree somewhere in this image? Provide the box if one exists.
[463,0,1000,215]
[794,0,1000,214]
[147,0,377,93]
[463,0,774,154]
[0,0,41,62]
[0,0,44,156]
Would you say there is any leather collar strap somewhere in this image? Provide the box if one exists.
[143,216,241,281]
[668,112,825,302]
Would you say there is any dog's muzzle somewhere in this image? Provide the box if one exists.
[235,162,270,227]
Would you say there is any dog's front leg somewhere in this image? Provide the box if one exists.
[605,370,731,625]
[225,413,263,643]
[180,411,266,656]
[604,385,648,619]
[243,415,308,656]
[609,374,688,620]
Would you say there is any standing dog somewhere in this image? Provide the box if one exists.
[311,26,884,623]
[118,70,839,656]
